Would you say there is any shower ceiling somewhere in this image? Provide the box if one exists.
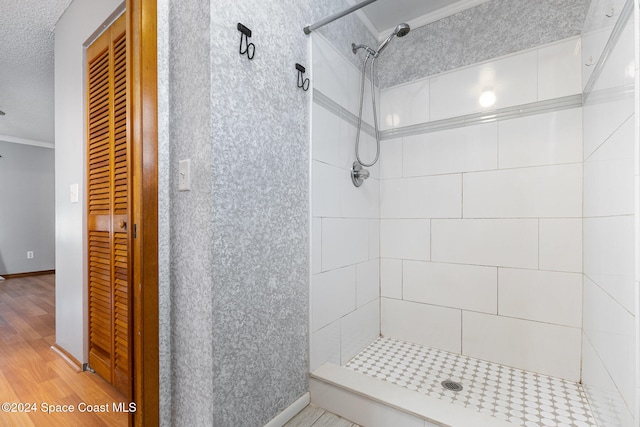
[353,0,490,36]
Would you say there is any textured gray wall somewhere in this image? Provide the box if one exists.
[377,0,589,88]
[0,141,55,275]
[163,1,376,425]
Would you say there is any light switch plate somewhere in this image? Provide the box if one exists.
[179,159,191,191]
[70,183,79,203]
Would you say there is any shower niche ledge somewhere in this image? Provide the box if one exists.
[310,363,512,427]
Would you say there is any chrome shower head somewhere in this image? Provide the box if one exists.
[375,23,410,57]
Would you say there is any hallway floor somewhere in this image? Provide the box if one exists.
[0,274,127,427]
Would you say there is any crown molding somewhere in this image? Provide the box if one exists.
[0,134,54,149]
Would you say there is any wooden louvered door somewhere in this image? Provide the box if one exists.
[86,13,131,399]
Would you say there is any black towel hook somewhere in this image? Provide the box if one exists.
[296,63,310,91]
[237,23,255,60]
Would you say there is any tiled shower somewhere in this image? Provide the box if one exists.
[309,0,638,426]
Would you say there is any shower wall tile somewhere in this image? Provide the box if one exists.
[380,219,430,260]
[583,276,635,410]
[462,164,583,218]
[381,298,462,353]
[537,38,582,100]
[498,108,583,169]
[380,259,402,299]
[321,218,370,271]
[584,215,635,313]
[312,104,347,166]
[498,268,583,328]
[462,311,581,381]
[356,259,379,308]
[403,123,498,177]
[583,116,635,217]
[312,218,322,275]
[340,175,380,218]
[539,218,583,273]
[312,35,359,115]
[380,138,403,179]
[403,261,497,314]
[310,321,341,372]
[312,161,342,217]
[311,266,356,332]
[380,175,461,219]
[340,299,380,364]
[431,219,538,269]
[429,51,538,121]
[368,219,380,260]
[379,79,429,129]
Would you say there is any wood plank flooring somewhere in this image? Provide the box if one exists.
[284,405,361,427]
[0,274,127,427]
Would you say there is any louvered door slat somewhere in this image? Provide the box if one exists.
[86,13,131,399]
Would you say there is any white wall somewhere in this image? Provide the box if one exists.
[378,37,584,381]
[581,0,637,425]
[54,0,124,362]
[310,34,381,371]
[0,141,55,275]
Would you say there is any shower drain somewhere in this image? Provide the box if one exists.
[441,380,463,392]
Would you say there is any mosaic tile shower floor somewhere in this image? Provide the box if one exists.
[345,337,597,427]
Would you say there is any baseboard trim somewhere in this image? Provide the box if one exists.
[51,344,82,373]
[2,270,55,279]
[263,392,310,427]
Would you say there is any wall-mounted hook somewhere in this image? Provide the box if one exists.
[296,63,310,91]
[585,56,594,67]
[237,23,255,60]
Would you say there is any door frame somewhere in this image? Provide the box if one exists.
[128,0,159,425]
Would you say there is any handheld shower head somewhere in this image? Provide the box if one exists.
[375,23,410,57]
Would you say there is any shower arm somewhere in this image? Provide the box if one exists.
[303,0,378,34]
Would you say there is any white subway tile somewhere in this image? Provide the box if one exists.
[583,93,634,160]
[583,277,635,410]
[430,51,537,121]
[431,219,538,269]
[381,298,461,353]
[539,219,582,273]
[581,28,609,89]
[311,218,322,274]
[463,164,582,218]
[312,161,341,218]
[341,173,380,218]
[538,38,582,100]
[310,321,340,371]
[592,16,635,93]
[369,219,380,259]
[498,108,583,169]
[312,103,342,165]
[357,259,380,307]
[584,117,635,217]
[498,268,582,327]
[380,138,403,179]
[341,299,380,364]
[322,218,369,271]
[380,259,402,299]
[311,266,356,331]
[380,79,429,129]
[403,261,497,314]
[380,175,461,219]
[462,312,581,381]
[312,36,351,111]
[403,123,498,177]
[380,219,430,260]
[584,215,635,313]
[582,334,636,427]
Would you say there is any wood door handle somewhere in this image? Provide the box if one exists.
[119,220,127,230]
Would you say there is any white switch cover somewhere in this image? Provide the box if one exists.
[179,159,191,191]
[70,183,79,203]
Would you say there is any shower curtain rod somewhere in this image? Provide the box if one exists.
[303,0,377,34]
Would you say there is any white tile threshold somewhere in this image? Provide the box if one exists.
[311,337,597,427]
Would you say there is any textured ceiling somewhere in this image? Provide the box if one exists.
[0,0,73,145]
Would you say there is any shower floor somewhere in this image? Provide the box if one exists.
[344,337,597,427]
